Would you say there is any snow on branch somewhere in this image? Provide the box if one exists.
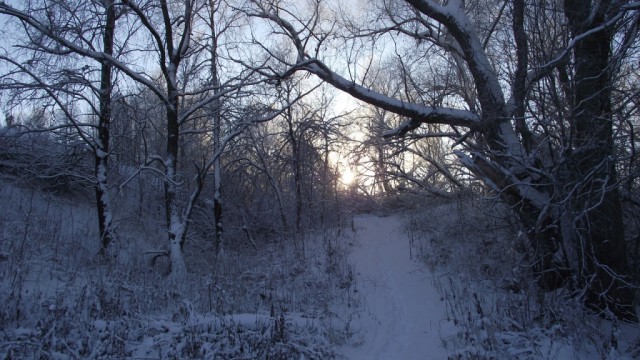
[0,2,170,104]
[455,150,550,208]
[302,60,480,129]
[382,118,421,138]
[240,0,481,134]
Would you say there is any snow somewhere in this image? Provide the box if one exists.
[340,215,455,360]
[2,173,639,359]
[303,61,480,129]
[96,162,113,230]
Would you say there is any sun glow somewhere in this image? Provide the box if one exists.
[341,167,355,185]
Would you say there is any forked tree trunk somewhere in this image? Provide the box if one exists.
[500,1,636,320]
[155,0,193,281]
[456,0,636,320]
[478,0,636,321]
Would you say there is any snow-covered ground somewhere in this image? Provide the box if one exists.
[339,208,640,360]
[340,215,456,360]
[2,176,639,359]
[0,179,353,359]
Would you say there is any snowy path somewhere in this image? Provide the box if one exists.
[339,215,453,360]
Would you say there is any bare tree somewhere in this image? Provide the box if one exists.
[352,58,464,196]
[0,0,124,258]
[116,0,287,279]
[222,81,347,245]
[242,0,640,320]
[95,0,117,256]
[207,0,225,254]
[0,0,289,280]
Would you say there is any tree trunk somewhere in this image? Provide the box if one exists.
[213,159,223,252]
[158,0,193,281]
[96,0,116,257]
[164,71,189,279]
[320,134,330,226]
[563,0,636,321]
[209,0,224,255]
[286,107,304,255]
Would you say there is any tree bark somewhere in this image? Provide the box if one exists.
[96,0,116,257]
[160,0,192,280]
[287,108,304,253]
[563,0,636,321]
[209,0,224,255]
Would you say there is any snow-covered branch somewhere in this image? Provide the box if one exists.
[241,2,481,131]
[0,2,170,104]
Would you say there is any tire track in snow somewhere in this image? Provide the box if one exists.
[340,215,453,360]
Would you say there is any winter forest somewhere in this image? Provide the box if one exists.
[1,0,640,358]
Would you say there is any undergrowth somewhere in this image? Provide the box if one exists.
[406,193,640,360]
[0,178,357,359]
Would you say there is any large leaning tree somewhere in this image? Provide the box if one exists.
[243,0,640,321]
